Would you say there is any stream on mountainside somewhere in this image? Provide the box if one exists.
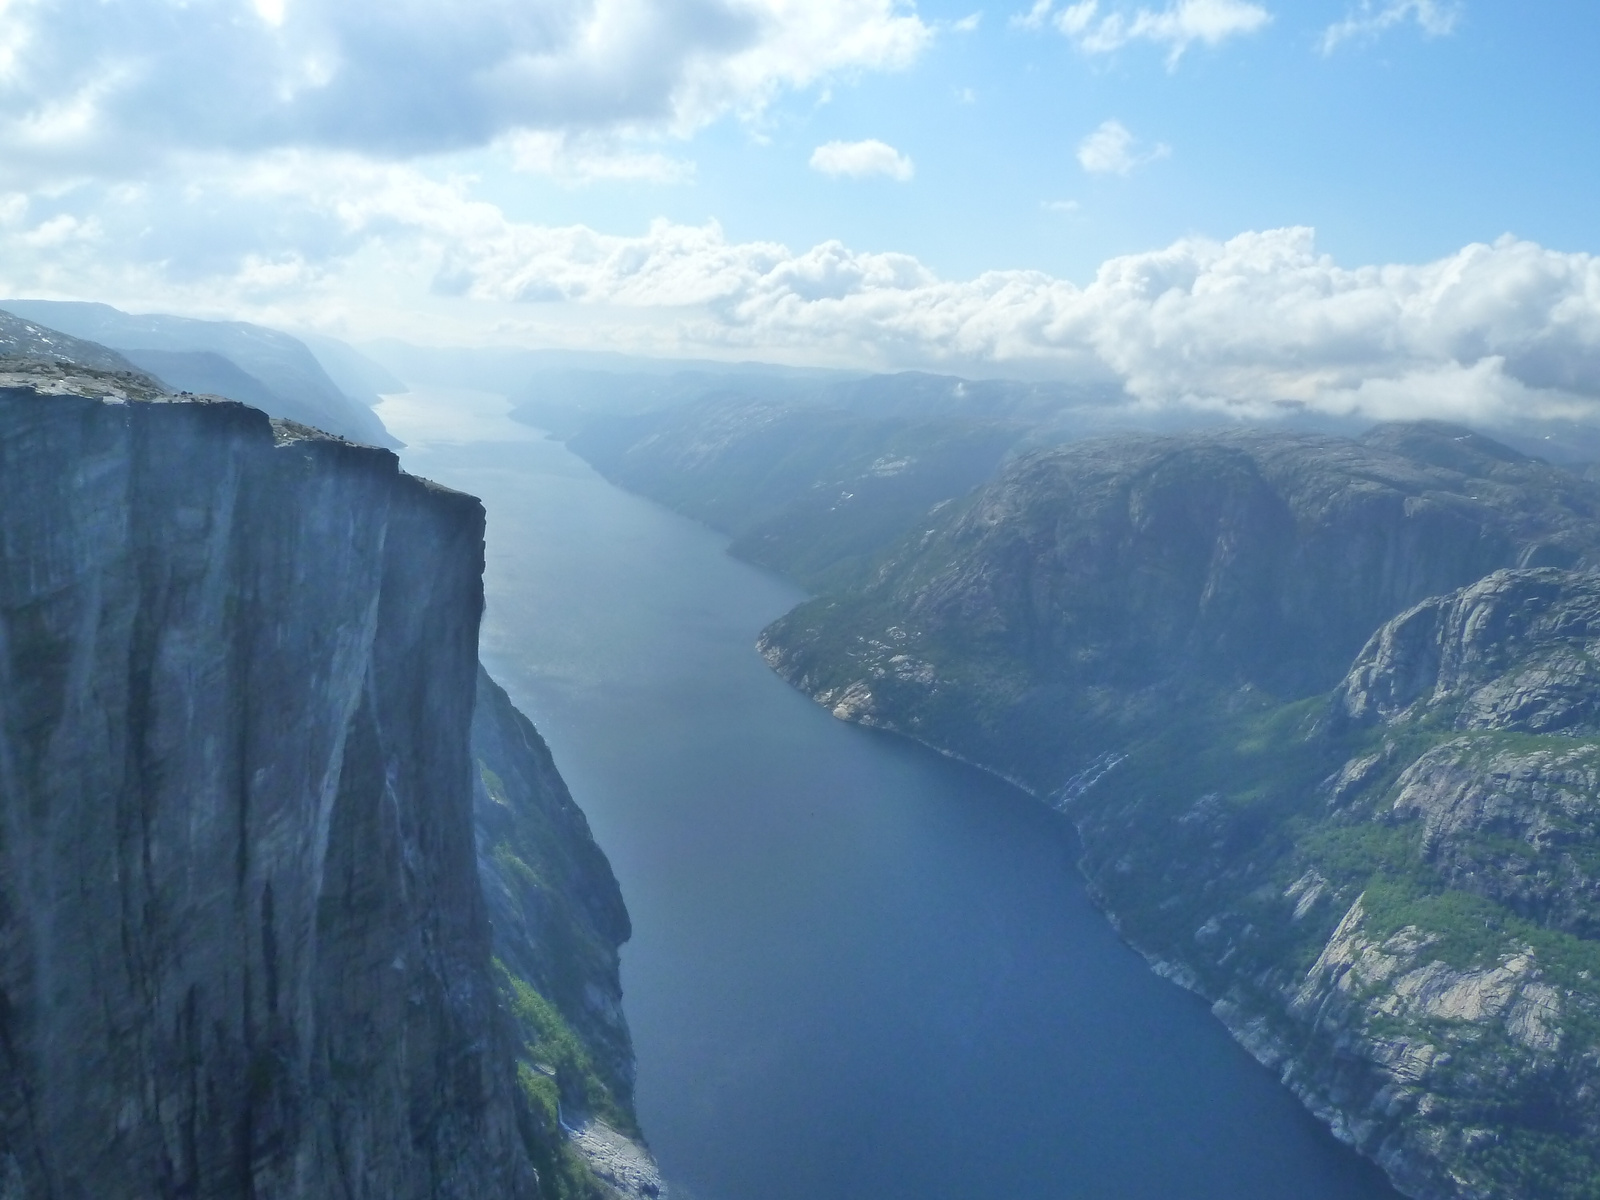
[378,386,1401,1200]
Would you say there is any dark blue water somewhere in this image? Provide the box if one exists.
[386,391,1400,1200]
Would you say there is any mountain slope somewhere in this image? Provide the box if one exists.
[568,395,1025,590]
[0,299,396,447]
[472,669,662,1200]
[0,308,152,376]
[1060,568,1600,1200]
[759,423,1600,792]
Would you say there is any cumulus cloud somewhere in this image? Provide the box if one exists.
[1077,120,1170,174]
[6,161,1600,432]
[0,0,932,185]
[1018,0,1271,66]
[451,224,1600,424]
[1320,1,1460,53]
[810,139,915,181]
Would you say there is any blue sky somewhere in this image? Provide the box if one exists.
[1,1,1598,426]
[454,2,1600,282]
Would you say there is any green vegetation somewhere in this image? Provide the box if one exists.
[1470,1130,1600,1200]
[496,959,635,1200]
[471,670,647,1191]
[496,960,633,1134]
[1061,694,1600,1200]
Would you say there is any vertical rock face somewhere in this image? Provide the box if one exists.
[0,379,535,1197]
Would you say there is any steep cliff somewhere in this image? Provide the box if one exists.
[0,363,648,1198]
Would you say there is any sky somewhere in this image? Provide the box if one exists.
[2,0,1599,425]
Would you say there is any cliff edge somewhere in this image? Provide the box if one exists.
[0,361,653,1198]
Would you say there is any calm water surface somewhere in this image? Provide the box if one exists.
[380,388,1400,1200]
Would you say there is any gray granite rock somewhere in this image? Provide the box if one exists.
[0,373,536,1198]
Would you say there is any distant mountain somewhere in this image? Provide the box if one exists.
[361,339,859,405]
[0,308,149,376]
[296,332,407,405]
[548,372,1243,591]
[117,348,287,413]
[567,394,1028,590]
[0,300,397,447]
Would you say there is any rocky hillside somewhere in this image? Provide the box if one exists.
[473,669,663,1200]
[759,424,1600,791]
[1064,568,1600,1200]
[0,361,651,1199]
[546,400,1600,1196]
[747,423,1600,1199]
[0,309,155,377]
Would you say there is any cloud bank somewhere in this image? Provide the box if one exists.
[0,0,932,184]
[6,160,1593,433]
[441,220,1600,424]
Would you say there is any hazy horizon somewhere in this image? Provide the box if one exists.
[1,2,1597,432]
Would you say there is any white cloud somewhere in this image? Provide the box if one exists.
[810,139,915,181]
[1013,0,1057,30]
[1320,1,1459,53]
[1077,119,1170,174]
[950,12,983,33]
[1019,0,1271,66]
[6,161,1600,433]
[430,223,1600,426]
[506,132,695,185]
[0,0,934,186]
